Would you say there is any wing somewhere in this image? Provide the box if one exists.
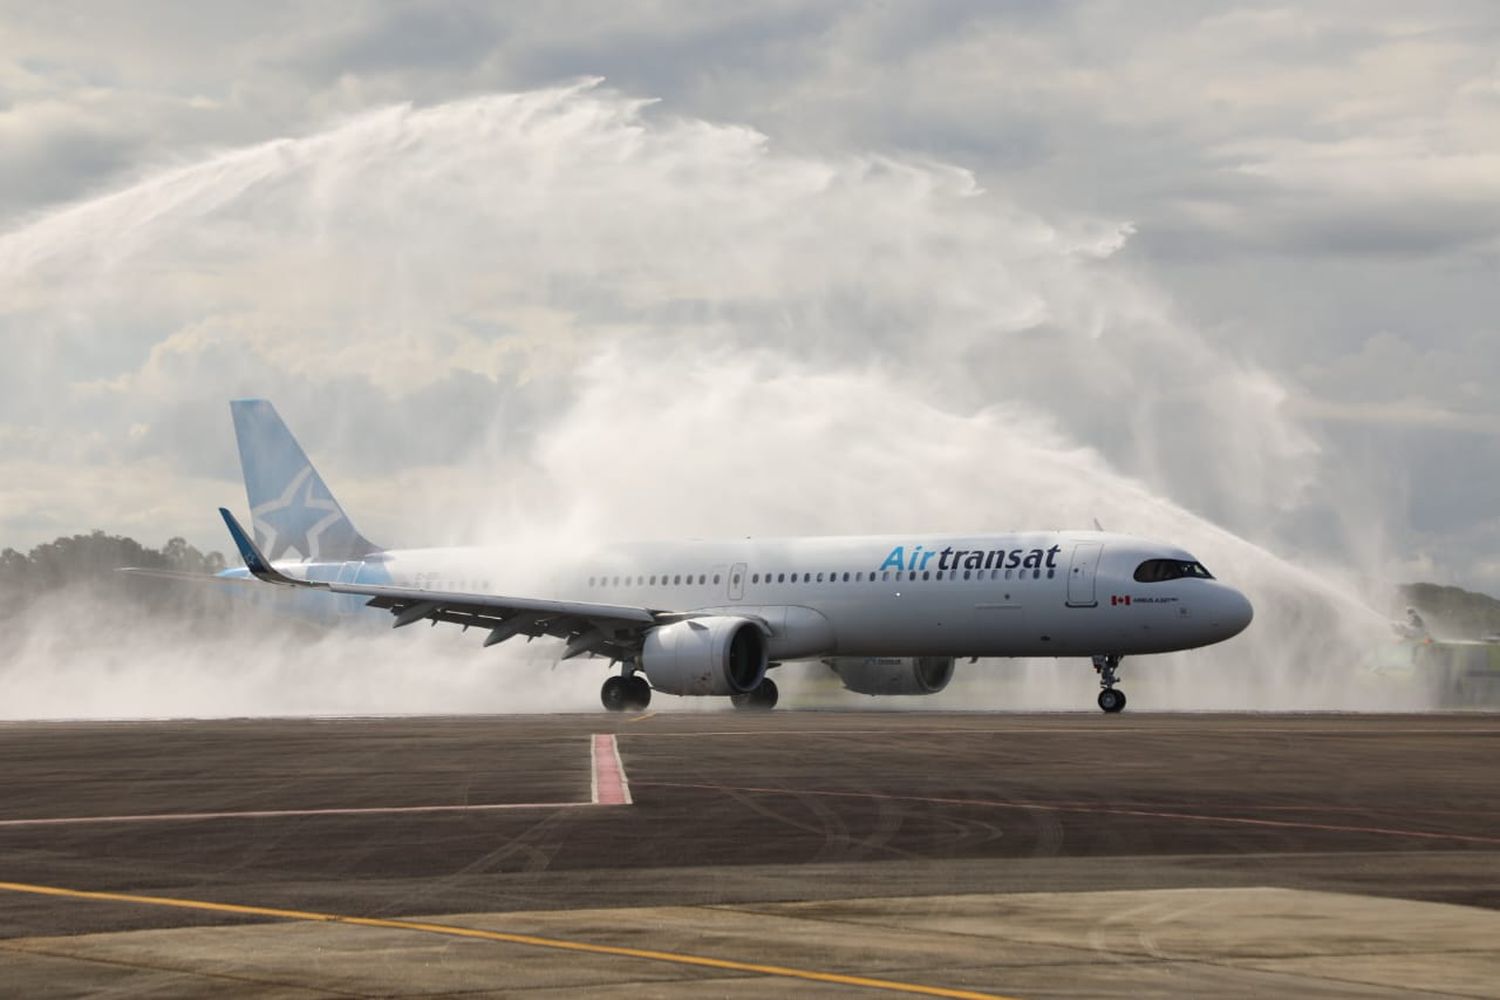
[219,507,658,661]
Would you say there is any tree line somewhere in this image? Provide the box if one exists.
[0,531,237,622]
[0,531,226,592]
[1399,582,1500,639]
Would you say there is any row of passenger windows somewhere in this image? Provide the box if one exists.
[586,567,1056,587]
[402,575,492,591]
[587,573,724,587]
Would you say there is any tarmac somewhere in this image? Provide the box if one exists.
[0,712,1497,998]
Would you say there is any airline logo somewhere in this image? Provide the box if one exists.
[251,464,343,562]
[879,543,1062,573]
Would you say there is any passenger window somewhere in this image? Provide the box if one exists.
[1004,569,1012,580]
[778,573,785,583]
[963,570,971,580]
[752,573,760,584]
[713,574,721,584]
[699,574,706,584]
[650,575,657,585]
[842,572,850,582]
[922,571,930,581]
[882,571,890,581]
[732,574,741,585]
[816,572,824,582]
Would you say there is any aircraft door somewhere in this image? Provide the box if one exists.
[728,562,747,601]
[1065,543,1103,608]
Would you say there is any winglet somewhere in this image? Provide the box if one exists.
[220,507,306,586]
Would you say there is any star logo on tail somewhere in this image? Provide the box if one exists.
[250,465,343,562]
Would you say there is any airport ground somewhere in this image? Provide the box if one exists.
[0,712,1497,998]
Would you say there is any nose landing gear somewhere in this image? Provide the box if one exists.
[1092,655,1126,713]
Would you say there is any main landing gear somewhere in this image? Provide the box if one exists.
[601,673,652,712]
[731,678,779,711]
[1092,655,1126,714]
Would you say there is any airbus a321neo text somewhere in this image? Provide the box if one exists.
[212,400,1253,714]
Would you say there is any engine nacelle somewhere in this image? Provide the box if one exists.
[641,616,769,696]
[828,656,955,696]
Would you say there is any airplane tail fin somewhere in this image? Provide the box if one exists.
[229,399,381,563]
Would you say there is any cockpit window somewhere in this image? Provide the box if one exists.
[1133,559,1214,583]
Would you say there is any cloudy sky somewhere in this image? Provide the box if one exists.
[1,1,1497,597]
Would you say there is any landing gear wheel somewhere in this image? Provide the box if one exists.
[600,675,629,712]
[623,675,652,711]
[1091,654,1125,714]
[731,678,779,711]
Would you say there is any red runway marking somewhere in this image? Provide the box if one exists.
[636,781,1500,848]
[591,733,633,805]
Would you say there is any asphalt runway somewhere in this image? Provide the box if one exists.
[1,713,1498,998]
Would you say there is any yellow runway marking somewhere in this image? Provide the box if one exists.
[0,880,1017,1000]
[629,711,658,723]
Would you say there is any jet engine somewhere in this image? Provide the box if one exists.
[828,656,955,696]
[640,616,769,696]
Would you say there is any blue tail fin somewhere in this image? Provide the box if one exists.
[229,399,380,562]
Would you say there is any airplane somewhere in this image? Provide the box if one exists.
[213,399,1254,714]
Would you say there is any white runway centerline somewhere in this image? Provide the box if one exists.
[0,733,633,827]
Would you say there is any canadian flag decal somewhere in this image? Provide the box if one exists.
[1110,595,1133,606]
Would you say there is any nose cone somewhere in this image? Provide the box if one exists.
[1212,586,1254,640]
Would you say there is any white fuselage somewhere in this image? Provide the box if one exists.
[265,530,1254,662]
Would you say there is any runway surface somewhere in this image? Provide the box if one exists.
[1,712,1497,997]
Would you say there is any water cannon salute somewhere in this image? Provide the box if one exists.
[4,8,1499,997]
[0,80,1419,717]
